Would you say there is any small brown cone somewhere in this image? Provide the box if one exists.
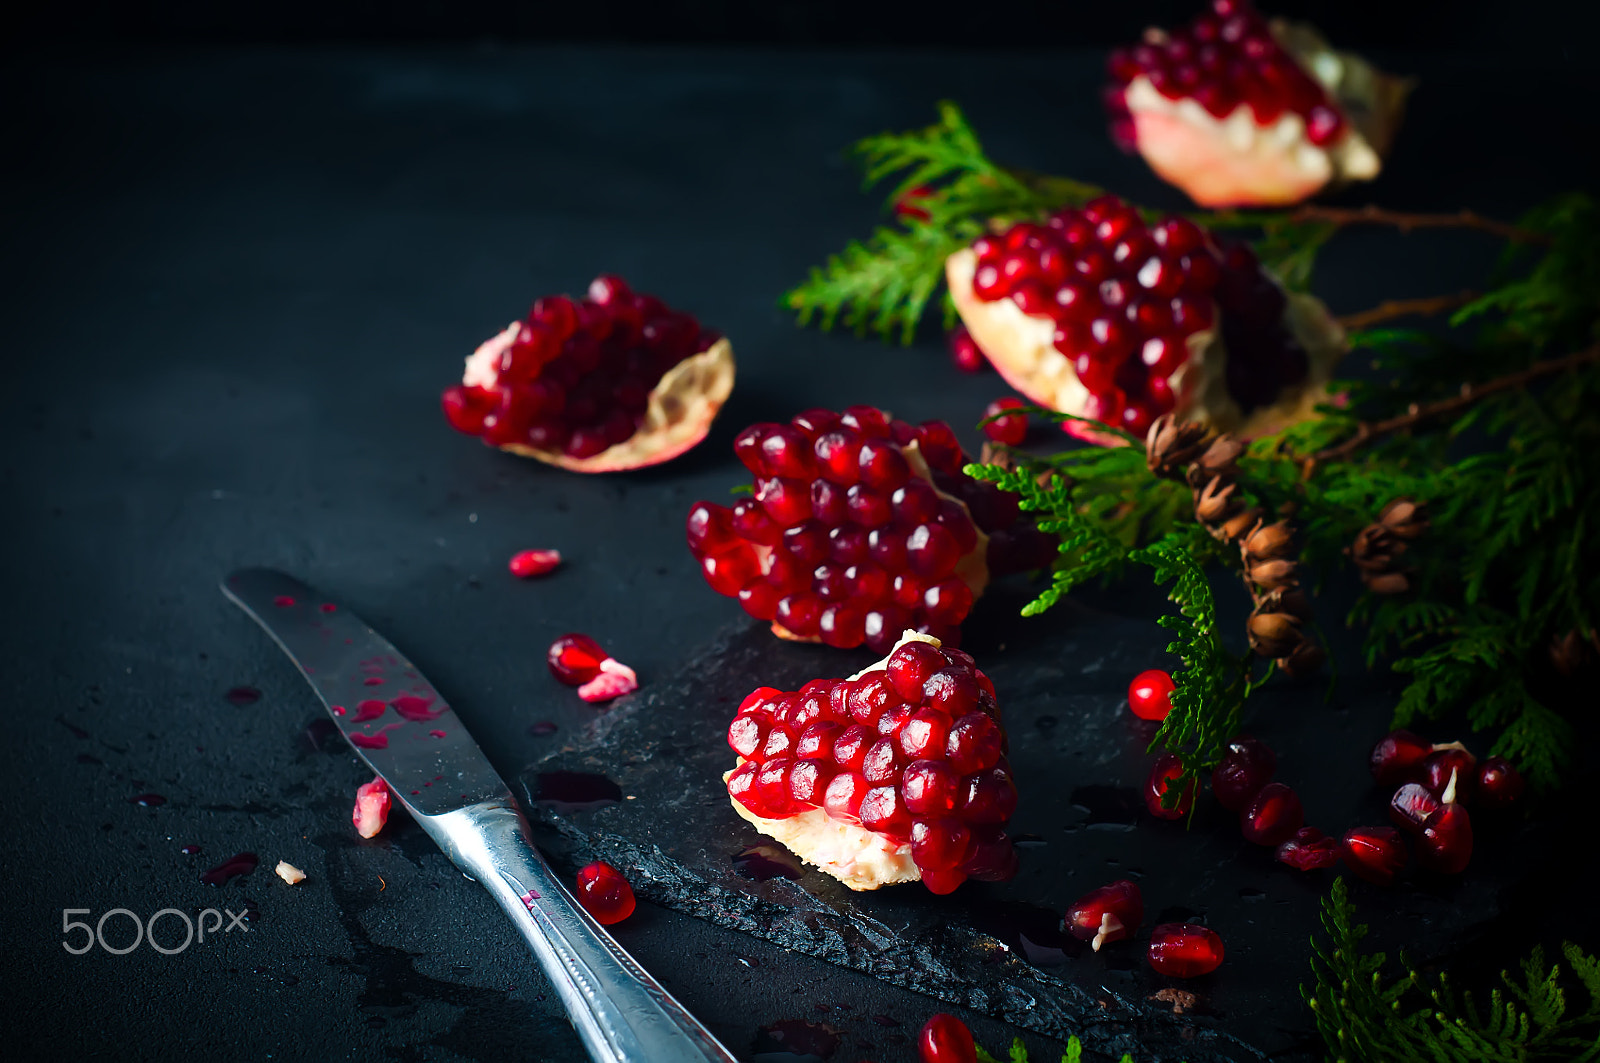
[1146,414,1210,480]
[1377,497,1429,540]
[1247,610,1304,658]
[1241,520,1296,561]
[1245,556,1300,592]
[1278,639,1328,678]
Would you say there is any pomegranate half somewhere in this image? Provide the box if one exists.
[946,195,1343,440]
[442,275,735,472]
[1106,0,1411,207]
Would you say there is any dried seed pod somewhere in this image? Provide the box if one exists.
[1365,571,1411,595]
[1257,588,1313,621]
[1146,414,1211,480]
[1218,507,1263,543]
[1241,520,1296,561]
[1377,497,1429,539]
[977,441,1014,470]
[1277,640,1327,678]
[1245,556,1299,591]
[1188,435,1246,484]
[1247,610,1304,658]
[1194,476,1240,523]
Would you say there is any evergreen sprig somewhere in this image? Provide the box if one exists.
[974,1034,1141,1063]
[1304,878,1600,1062]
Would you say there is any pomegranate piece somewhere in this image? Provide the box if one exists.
[1475,756,1525,808]
[1240,781,1303,846]
[1369,729,1432,786]
[1421,749,1477,802]
[1275,826,1338,870]
[1417,802,1473,875]
[1106,0,1409,207]
[1388,782,1442,834]
[443,275,735,472]
[508,548,561,579]
[1064,879,1144,951]
[723,632,1017,893]
[352,777,391,839]
[547,634,638,703]
[946,196,1343,442]
[1211,735,1276,810]
[1148,923,1224,978]
[949,325,989,374]
[981,398,1029,446]
[1339,825,1407,886]
[688,407,1051,651]
[917,1013,976,1063]
[574,860,637,924]
[1127,669,1175,721]
[1145,753,1195,820]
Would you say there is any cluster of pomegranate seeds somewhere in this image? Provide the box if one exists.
[980,398,1028,446]
[1064,879,1144,952]
[508,548,561,579]
[687,407,1053,652]
[726,638,1018,894]
[1148,923,1225,978]
[1145,753,1195,820]
[574,860,636,925]
[546,633,638,703]
[917,1013,976,1063]
[948,325,988,374]
[352,777,391,839]
[1275,826,1338,870]
[1127,668,1176,721]
[1366,729,1525,877]
[966,195,1308,433]
[1106,0,1346,144]
[1340,826,1407,885]
[441,275,721,459]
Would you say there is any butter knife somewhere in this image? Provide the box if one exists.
[222,568,737,1063]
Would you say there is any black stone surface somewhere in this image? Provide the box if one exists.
[3,41,1597,1063]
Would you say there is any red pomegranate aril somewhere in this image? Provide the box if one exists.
[887,639,945,700]
[1369,729,1432,786]
[981,398,1029,446]
[918,1013,977,1063]
[910,817,971,873]
[902,760,959,814]
[823,771,868,821]
[949,325,988,373]
[686,501,738,557]
[787,759,832,806]
[959,765,1018,823]
[1127,669,1175,721]
[1475,756,1524,808]
[700,550,759,597]
[1422,749,1477,802]
[1241,782,1303,846]
[575,860,636,925]
[1388,782,1442,834]
[1418,803,1473,874]
[547,634,609,685]
[1148,923,1224,978]
[756,477,812,526]
[508,548,562,579]
[731,497,782,546]
[441,385,495,434]
[1146,754,1195,819]
[1065,879,1144,951]
[1276,826,1338,870]
[946,713,1003,774]
[1340,826,1407,886]
[776,594,822,638]
[898,708,953,761]
[859,784,913,838]
[728,716,765,760]
[1211,735,1278,811]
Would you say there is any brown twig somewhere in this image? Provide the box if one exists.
[1308,345,1600,466]
[1336,291,1478,331]
[1290,204,1551,245]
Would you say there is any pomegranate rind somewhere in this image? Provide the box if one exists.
[946,247,1344,440]
[463,324,735,473]
[1122,22,1411,208]
[766,443,990,643]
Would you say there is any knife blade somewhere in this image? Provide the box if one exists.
[222,568,737,1063]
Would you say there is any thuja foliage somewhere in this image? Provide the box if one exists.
[975,1033,1147,1063]
[790,101,1600,792]
[1305,878,1600,1062]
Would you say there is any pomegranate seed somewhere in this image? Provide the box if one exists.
[508,548,561,579]
[1418,803,1473,874]
[574,860,636,924]
[1145,753,1195,819]
[1212,735,1277,811]
[1240,781,1303,846]
[1339,826,1407,886]
[981,398,1029,446]
[1369,729,1432,786]
[949,325,989,373]
[1148,923,1224,978]
[1275,826,1338,870]
[352,777,391,838]
[1421,749,1477,802]
[1475,756,1524,807]
[441,385,495,434]
[894,184,933,222]
[1388,782,1442,833]
[686,501,738,558]
[1126,668,1175,721]
[1064,879,1143,951]
[547,633,609,685]
[917,1013,976,1063]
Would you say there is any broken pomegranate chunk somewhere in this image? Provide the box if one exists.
[1126,668,1175,721]
[1240,781,1303,846]
[546,634,638,703]
[1148,923,1224,978]
[946,196,1342,441]
[574,860,636,924]
[1475,756,1525,808]
[1064,879,1144,951]
[1369,729,1431,787]
[352,777,391,839]
[1275,826,1338,870]
[724,632,1018,893]
[1211,734,1276,810]
[1145,753,1196,820]
[1339,825,1407,886]
[508,548,561,579]
[1106,0,1409,207]
[917,1013,977,1063]
[443,275,735,472]
[688,407,1054,651]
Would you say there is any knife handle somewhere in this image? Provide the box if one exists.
[421,798,738,1063]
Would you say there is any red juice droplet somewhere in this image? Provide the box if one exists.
[391,695,442,722]
[331,705,346,716]
[428,729,446,738]
[273,596,295,608]
[350,733,389,750]
[201,852,259,886]
[363,677,384,686]
[352,699,388,722]
[181,844,202,855]
[319,603,337,613]
[225,686,262,706]
[130,793,167,807]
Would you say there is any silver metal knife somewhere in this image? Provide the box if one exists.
[222,568,738,1063]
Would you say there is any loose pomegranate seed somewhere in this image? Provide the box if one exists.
[1211,735,1276,810]
[547,634,637,703]
[1388,782,1442,834]
[352,777,391,839]
[949,325,989,373]
[508,548,561,579]
[895,184,934,223]
[1148,923,1224,978]
[917,1013,976,1063]
[1370,729,1432,786]
[1475,756,1525,807]
[1275,826,1338,870]
[1064,879,1143,951]
[574,860,637,924]
[1145,753,1195,820]
[1421,749,1477,802]
[1240,781,1303,846]
[981,398,1029,446]
[1339,826,1407,886]
[1417,802,1473,874]
[1126,669,1175,721]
